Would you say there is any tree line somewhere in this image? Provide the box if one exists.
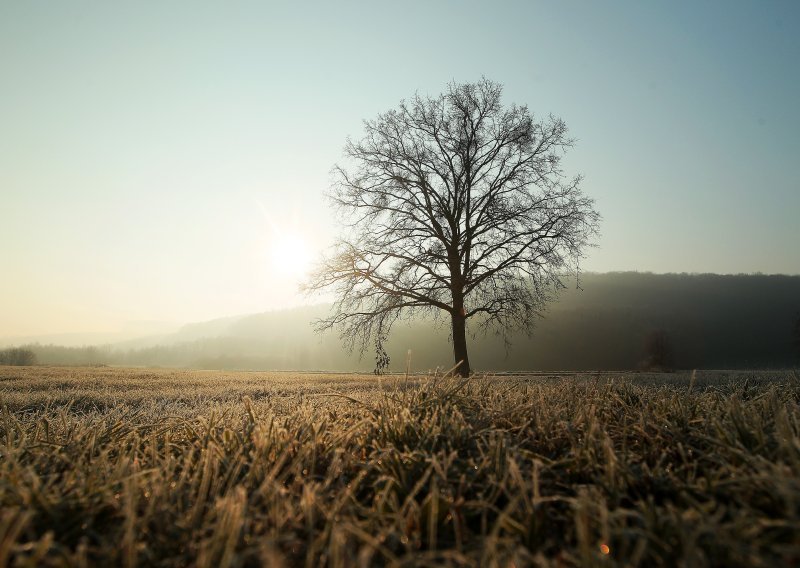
[0,347,37,366]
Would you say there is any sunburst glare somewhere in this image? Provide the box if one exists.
[269,232,313,279]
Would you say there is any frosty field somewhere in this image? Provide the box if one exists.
[1,366,798,566]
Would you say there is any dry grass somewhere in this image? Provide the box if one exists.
[1,366,799,566]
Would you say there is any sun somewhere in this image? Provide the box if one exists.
[269,232,313,279]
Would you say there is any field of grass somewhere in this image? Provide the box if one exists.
[1,366,799,567]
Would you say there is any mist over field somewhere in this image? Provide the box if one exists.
[10,272,799,372]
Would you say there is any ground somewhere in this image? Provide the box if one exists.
[1,366,799,566]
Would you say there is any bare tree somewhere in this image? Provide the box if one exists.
[306,79,599,376]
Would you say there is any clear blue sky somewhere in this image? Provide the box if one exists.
[1,1,798,338]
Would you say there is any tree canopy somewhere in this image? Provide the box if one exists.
[306,79,599,375]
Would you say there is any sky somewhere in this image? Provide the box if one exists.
[1,1,799,340]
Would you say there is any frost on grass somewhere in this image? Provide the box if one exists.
[1,366,799,566]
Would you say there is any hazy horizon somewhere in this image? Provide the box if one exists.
[3,271,798,355]
[3,1,799,338]
[2,269,798,347]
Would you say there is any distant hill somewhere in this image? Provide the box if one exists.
[17,273,800,371]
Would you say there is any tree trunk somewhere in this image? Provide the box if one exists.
[451,312,471,377]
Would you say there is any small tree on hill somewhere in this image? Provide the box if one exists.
[306,79,599,376]
[642,329,674,371]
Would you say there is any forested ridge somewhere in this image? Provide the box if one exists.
[11,273,799,371]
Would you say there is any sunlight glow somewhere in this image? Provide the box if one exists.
[269,232,313,279]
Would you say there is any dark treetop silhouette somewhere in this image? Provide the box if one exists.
[306,79,599,376]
